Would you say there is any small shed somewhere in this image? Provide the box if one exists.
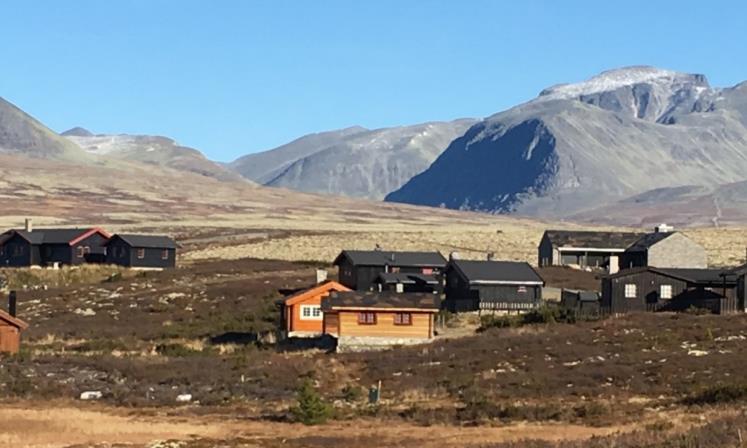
[279,280,350,337]
[560,289,601,317]
[0,294,29,354]
[104,234,177,269]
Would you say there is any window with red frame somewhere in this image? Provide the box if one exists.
[393,312,412,325]
[357,312,376,325]
[137,248,145,259]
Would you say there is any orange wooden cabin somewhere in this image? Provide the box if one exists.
[0,309,29,354]
[321,291,440,352]
[280,281,350,337]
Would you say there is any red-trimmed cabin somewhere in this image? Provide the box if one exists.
[280,281,350,337]
[0,227,111,267]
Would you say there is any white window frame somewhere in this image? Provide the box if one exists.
[300,305,323,321]
[624,284,637,299]
[660,284,673,300]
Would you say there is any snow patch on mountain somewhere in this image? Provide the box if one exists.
[538,66,708,100]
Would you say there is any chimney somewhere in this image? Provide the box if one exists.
[487,252,495,261]
[449,252,461,261]
[24,218,32,233]
[316,269,328,284]
[8,291,17,317]
[655,223,673,233]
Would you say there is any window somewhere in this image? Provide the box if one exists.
[660,284,673,300]
[300,305,322,321]
[76,246,85,258]
[358,312,376,325]
[137,248,145,259]
[422,268,433,275]
[161,249,169,260]
[0,246,5,256]
[517,286,527,293]
[393,312,412,325]
[624,284,637,298]
[84,246,91,254]
[391,266,400,273]
[13,245,24,257]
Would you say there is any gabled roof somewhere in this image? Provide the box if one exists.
[321,291,440,312]
[0,228,110,246]
[375,272,439,285]
[282,281,350,306]
[333,250,446,268]
[0,309,29,330]
[626,232,676,252]
[607,267,737,285]
[450,260,544,285]
[543,230,643,250]
[105,234,177,249]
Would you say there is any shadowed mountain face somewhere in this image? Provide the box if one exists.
[387,67,747,218]
[230,120,476,200]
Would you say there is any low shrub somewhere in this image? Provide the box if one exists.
[479,306,579,331]
[291,378,333,425]
[682,383,747,406]
[155,343,206,357]
[341,384,364,403]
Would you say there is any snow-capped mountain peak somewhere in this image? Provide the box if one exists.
[538,66,709,100]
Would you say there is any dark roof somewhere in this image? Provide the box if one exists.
[563,289,600,302]
[608,267,737,285]
[1,228,108,246]
[321,291,440,311]
[334,250,446,267]
[450,260,544,285]
[375,272,439,285]
[543,230,643,250]
[656,268,737,284]
[106,234,177,249]
[626,232,676,252]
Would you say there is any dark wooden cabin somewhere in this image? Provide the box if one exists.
[374,272,441,294]
[601,267,740,315]
[333,250,447,291]
[104,234,177,269]
[0,227,110,267]
[444,259,544,313]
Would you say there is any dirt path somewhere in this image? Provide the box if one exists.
[0,403,638,448]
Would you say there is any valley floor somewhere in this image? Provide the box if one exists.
[0,402,731,448]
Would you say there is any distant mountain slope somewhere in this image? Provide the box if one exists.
[0,97,89,160]
[231,120,476,199]
[230,126,368,184]
[64,131,245,182]
[387,67,747,216]
[571,181,747,227]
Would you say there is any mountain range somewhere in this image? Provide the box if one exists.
[2,65,747,226]
[387,67,747,225]
[230,120,476,200]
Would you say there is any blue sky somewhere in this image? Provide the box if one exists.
[2,1,745,161]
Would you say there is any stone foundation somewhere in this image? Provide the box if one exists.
[335,335,433,353]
